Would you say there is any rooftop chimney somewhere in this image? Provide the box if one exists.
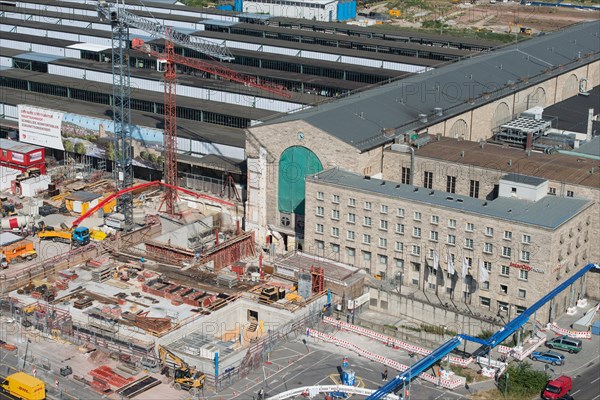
[526,132,533,151]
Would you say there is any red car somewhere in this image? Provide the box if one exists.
[542,375,573,400]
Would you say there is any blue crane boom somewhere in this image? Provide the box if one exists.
[366,263,598,400]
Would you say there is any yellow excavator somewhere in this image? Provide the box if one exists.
[158,345,205,395]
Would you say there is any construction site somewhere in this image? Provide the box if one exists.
[0,156,334,398]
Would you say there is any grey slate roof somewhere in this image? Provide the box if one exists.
[501,173,547,187]
[308,168,592,230]
[543,85,600,133]
[257,21,600,151]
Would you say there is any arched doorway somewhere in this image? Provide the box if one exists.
[278,146,323,215]
[562,74,579,100]
[449,119,468,139]
[491,102,511,130]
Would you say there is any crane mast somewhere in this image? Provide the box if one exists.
[106,3,134,229]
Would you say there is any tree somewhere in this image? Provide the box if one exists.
[74,142,86,155]
[140,151,149,161]
[498,362,549,399]
[148,153,158,163]
[105,143,115,161]
[63,140,73,153]
[156,156,165,168]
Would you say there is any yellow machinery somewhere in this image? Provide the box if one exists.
[158,345,205,394]
[508,23,532,35]
[389,9,401,17]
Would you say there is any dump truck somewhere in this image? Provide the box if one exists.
[0,239,37,264]
[1,372,46,400]
[38,223,90,247]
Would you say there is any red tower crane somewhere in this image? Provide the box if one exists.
[132,36,291,215]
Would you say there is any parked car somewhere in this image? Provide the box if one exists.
[530,350,565,365]
[546,336,582,354]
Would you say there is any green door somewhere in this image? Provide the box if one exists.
[278,146,323,215]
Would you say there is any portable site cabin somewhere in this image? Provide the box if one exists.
[65,191,102,215]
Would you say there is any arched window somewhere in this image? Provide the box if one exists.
[278,146,323,215]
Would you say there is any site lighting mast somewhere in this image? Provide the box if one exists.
[98,0,290,217]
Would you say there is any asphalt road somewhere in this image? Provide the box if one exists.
[570,364,600,400]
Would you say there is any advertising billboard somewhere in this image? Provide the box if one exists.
[18,105,65,151]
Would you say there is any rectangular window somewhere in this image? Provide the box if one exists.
[469,180,480,198]
[522,234,531,244]
[484,243,493,254]
[484,261,492,272]
[414,211,422,221]
[348,198,356,207]
[500,265,510,276]
[423,171,433,189]
[504,231,512,240]
[315,240,324,250]
[486,227,494,237]
[447,234,456,245]
[395,241,404,252]
[412,262,421,272]
[431,215,439,225]
[364,201,372,210]
[395,258,404,269]
[380,220,388,231]
[480,297,491,308]
[397,208,405,218]
[380,204,388,214]
[331,244,340,253]
[331,209,340,220]
[567,190,574,197]
[347,213,356,224]
[378,237,387,248]
[362,234,371,244]
[465,238,474,249]
[502,247,512,258]
[519,269,528,281]
[482,281,490,290]
[363,251,371,261]
[500,284,508,294]
[316,224,324,233]
[316,206,324,216]
[518,289,526,299]
[466,223,474,232]
[520,250,530,262]
[363,216,372,227]
[548,187,556,195]
[332,194,340,204]
[347,231,355,241]
[395,223,405,234]
[347,247,355,257]
[448,219,457,229]
[317,191,324,200]
[412,245,421,256]
[430,231,439,241]
[401,167,411,184]
[331,227,339,237]
[446,176,456,193]
[379,254,388,265]
[413,227,421,238]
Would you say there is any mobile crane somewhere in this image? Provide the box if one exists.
[158,345,205,395]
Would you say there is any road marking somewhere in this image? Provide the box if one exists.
[592,395,599,400]
[572,389,580,395]
[591,377,600,384]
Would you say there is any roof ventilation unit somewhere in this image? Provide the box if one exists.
[418,114,428,123]
[434,108,443,117]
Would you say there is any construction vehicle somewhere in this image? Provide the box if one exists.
[0,239,37,264]
[158,345,205,394]
[38,222,90,247]
[1,372,46,400]
[508,22,532,35]
[389,9,401,17]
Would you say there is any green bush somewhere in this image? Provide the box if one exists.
[148,153,158,163]
[497,362,549,398]
[140,151,149,161]
[477,329,494,339]
[74,142,86,155]
[63,140,73,153]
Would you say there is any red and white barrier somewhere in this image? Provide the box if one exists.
[323,316,473,367]
[548,322,592,339]
[306,328,465,390]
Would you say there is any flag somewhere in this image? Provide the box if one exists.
[433,251,440,271]
[462,257,470,279]
[479,259,489,282]
[446,250,455,275]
